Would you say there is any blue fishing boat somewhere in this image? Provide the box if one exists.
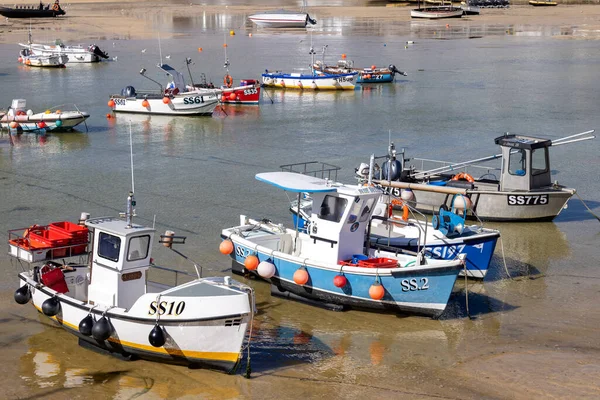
[312,55,407,84]
[290,194,499,279]
[221,172,465,318]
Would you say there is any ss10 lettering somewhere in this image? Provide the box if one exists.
[507,194,548,206]
[149,300,186,316]
[183,96,204,104]
[243,88,258,96]
[401,278,429,292]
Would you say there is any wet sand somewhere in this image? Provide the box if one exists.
[1,2,600,44]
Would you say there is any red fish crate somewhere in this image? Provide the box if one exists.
[357,258,398,268]
[48,221,89,244]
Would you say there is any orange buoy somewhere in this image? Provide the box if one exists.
[341,53,347,59]
[244,255,259,271]
[370,64,376,70]
[162,97,170,104]
[220,95,227,102]
[249,33,252,37]
[451,172,475,183]
[107,99,116,107]
[219,239,234,255]
[106,113,112,119]
[9,121,19,129]
[446,24,450,28]
[333,274,347,288]
[369,281,385,300]
[223,43,228,48]
[18,57,23,63]
[38,121,47,129]
[293,267,309,285]
[198,47,203,52]
[25,59,31,65]
[280,80,286,88]
[142,99,149,108]
[229,92,237,101]
[55,109,61,114]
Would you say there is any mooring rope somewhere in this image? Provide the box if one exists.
[574,192,600,222]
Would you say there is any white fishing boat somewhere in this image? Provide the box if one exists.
[108,63,219,116]
[20,39,109,63]
[361,132,596,222]
[411,0,464,19]
[461,1,481,15]
[0,99,89,132]
[18,47,67,67]
[248,1,316,29]
[10,147,255,372]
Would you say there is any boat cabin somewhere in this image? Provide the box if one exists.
[86,216,154,310]
[258,172,381,264]
[495,134,552,191]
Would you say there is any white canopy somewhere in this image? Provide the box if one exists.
[255,172,337,193]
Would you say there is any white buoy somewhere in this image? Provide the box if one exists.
[163,230,175,248]
[257,260,276,279]
[401,189,415,202]
[79,212,90,226]
[452,195,472,212]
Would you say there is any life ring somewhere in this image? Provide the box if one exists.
[224,74,233,88]
[52,3,59,11]
[451,172,475,183]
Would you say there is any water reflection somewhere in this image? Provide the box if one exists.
[0,130,90,152]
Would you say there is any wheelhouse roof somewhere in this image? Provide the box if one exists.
[494,134,552,150]
[86,217,155,237]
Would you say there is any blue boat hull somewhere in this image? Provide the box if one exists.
[225,238,461,317]
[357,72,394,83]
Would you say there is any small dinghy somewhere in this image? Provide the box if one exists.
[10,190,255,371]
[109,63,219,116]
[19,47,67,67]
[221,171,466,318]
[0,99,89,132]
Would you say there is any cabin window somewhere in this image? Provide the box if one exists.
[359,198,376,222]
[508,149,527,176]
[531,148,548,175]
[318,195,347,223]
[98,232,121,262]
[127,235,150,261]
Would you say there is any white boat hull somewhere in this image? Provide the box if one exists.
[19,54,68,67]
[1,111,89,131]
[21,43,108,63]
[262,73,356,90]
[249,12,309,28]
[19,272,251,370]
[411,7,464,19]
[110,93,219,116]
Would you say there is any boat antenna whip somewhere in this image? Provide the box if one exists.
[122,122,136,228]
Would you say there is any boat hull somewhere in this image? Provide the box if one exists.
[262,72,357,90]
[529,1,557,5]
[192,84,261,105]
[389,185,574,222]
[110,94,219,116]
[357,71,394,84]
[19,273,250,370]
[248,13,309,28]
[223,224,463,317]
[0,6,65,18]
[411,7,464,18]
[19,54,68,67]
[1,111,89,131]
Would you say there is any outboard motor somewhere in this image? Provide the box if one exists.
[121,86,136,97]
[355,162,381,180]
[90,44,109,59]
[381,158,402,181]
[389,64,408,77]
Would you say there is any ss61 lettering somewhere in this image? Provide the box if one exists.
[149,300,186,316]
[183,96,205,104]
[401,278,429,292]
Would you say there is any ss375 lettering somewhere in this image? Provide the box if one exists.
[149,300,186,316]
[507,194,548,206]
[401,278,429,292]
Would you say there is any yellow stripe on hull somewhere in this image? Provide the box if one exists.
[34,305,240,363]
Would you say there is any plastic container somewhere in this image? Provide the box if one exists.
[357,258,398,268]
[351,254,368,264]
[29,227,71,248]
[49,221,88,244]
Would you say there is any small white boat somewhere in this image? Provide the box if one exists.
[262,71,357,90]
[20,40,109,63]
[461,1,481,15]
[248,10,317,28]
[109,64,219,116]
[0,99,89,132]
[11,186,255,372]
[411,0,464,19]
[18,47,67,67]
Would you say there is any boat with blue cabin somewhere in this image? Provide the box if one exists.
[221,172,466,317]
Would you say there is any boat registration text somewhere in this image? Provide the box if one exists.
[507,194,548,206]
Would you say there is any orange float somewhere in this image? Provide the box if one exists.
[333,274,347,288]
[142,99,149,108]
[219,239,234,255]
[293,267,309,285]
[107,99,115,108]
[451,172,475,183]
[229,92,237,101]
[162,97,170,104]
[244,255,259,271]
[369,281,385,300]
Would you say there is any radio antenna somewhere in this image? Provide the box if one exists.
[129,121,135,194]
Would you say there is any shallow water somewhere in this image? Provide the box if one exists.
[1,15,600,399]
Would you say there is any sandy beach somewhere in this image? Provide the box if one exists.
[1,2,600,44]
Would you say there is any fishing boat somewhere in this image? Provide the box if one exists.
[282,162,499,279]
[460,1,481,14]
[10,177,254,372]
[220,172,466,317]
[529,0,557,5]
[0,99,89,132]
[313,59,407,84]
[20,40,109,63]
[411,0,464,19]
[0,0,65,18]
[359,132,596,222]
[248,1,316,29]
[108,63,219,116]
[262,46,357,90]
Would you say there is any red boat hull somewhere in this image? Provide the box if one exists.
[220,81,261,105]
